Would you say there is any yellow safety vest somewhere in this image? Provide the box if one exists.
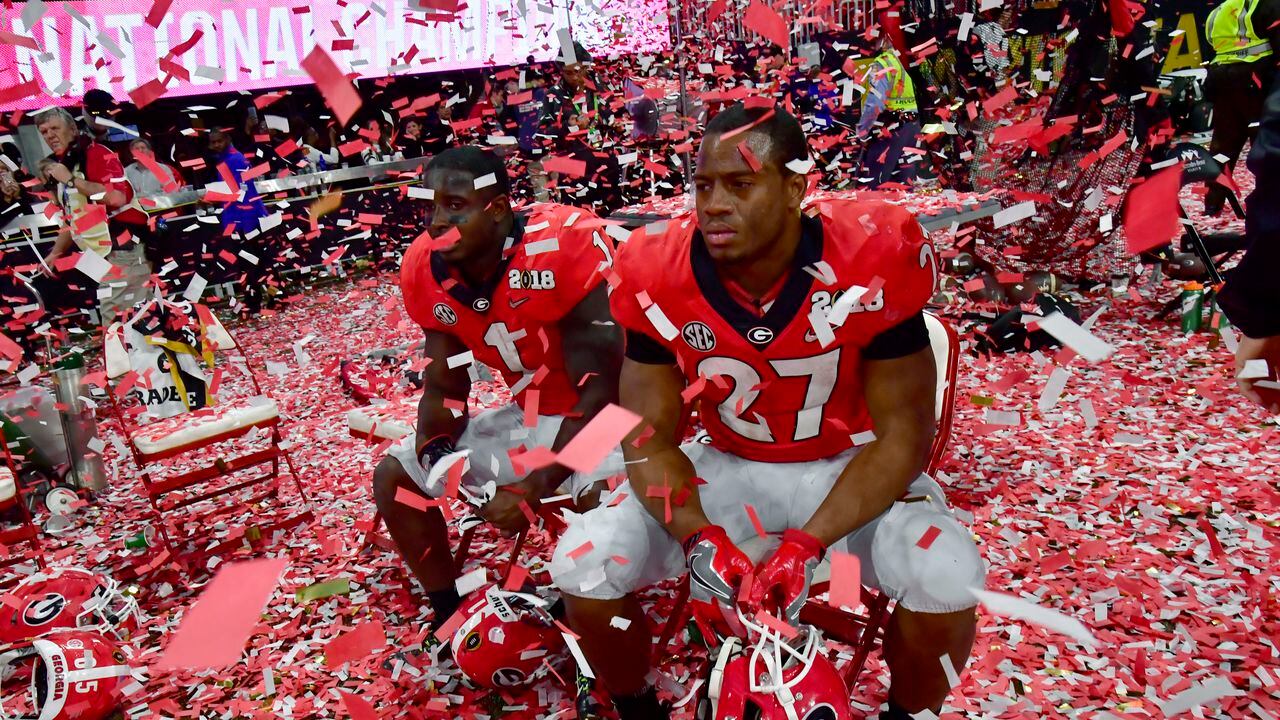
[866,51,918,113]
[1206,0,1273,65]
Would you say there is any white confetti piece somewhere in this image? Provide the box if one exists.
[609,616,632,631]
[1038,367,1071,412]
[643,303,678,341]
[446,350,474,369]
[1032,312,1115,362]
[562,632,594,679]
[454,567,487,596]
[970,587,1096,647]
[75,250,112,283]
[524,237,560,256]
[992,201,1036,229]
[807,306,835,348]
[473,173,498,189]
[1159,676,1243,716]
[184,274,208,303]
[1240,359,1270,380]
[939,653,960,689]
[408,186,434,200]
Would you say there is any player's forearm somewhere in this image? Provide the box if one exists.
[526,373,615,496]
[414,386,469,450]
[624,442,710,541]
[801,431,929,547]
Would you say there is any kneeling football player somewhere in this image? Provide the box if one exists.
[373,147,622,639]
[549,105,985,719]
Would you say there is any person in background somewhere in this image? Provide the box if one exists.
[301,125,341,172]
[0,168,33,229]
[125,138,182,199]
[855,31,922,188]
[1202,0,1279,215]
[398,117,425,159]
[361,118,402,165]
[207,128,271,316]
[1220,71,1280,412]
[35,106,152,326]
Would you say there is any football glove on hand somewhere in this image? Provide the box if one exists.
[747,528,825,626]
[683,525,753,607]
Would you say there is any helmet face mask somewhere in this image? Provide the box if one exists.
[1,569,141,645]
[700,610,852,720]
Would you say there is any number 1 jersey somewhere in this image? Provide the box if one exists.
[608,199,936,463]
[400,202,614,416]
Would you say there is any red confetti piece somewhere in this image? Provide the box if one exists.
[556,403,642,474]
[144,0,174,28]
[301,47,362,125]
[744,504,766,538]
[916,525,941,549]
[1123,164,1183,255]
[325,620,386,669]
[743,0,790,51]
[152,558,287,670]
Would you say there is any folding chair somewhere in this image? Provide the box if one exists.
[0,436,43,583]
[102,299,312,572]
[659,310,962,688]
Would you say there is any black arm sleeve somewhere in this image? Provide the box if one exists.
[862,310,930,360]
[1219,71,1280,339]
[624,329,677,364]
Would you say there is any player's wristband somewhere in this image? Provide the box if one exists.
[681,523,724,556]
[782,528,827,562]
[416,435,458,468]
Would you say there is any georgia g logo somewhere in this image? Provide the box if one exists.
[22,593,67,627]
[491,667,528,687]
[433,303,458,326]
[681,321,716,352]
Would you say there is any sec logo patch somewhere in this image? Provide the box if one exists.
[433,303,458,325]
[681,321,716,351]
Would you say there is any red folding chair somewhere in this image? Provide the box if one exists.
[102,301,312,572]
[0,439,43,584]
[658,310,962,688]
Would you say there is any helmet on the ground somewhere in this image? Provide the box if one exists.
[450,586,565,689]
[0,569,141,644]
[0,629,136,720]
[697,614,852,720]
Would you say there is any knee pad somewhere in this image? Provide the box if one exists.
[871,501,985,613]
[550,504,659,600]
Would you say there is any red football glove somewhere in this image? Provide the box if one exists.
[683,525,753,607]
[747,529,825,626]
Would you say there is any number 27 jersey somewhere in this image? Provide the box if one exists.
[608,199,937,464]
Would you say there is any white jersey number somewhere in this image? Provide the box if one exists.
[483,322,528,373]
[696,348,841,443]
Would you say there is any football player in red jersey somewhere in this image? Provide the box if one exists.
[549,105,985,720]
[373,147,622,639]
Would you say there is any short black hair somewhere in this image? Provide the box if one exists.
[425,145,511,198]
[704,103,808,174]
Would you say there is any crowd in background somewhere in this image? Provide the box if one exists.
[1,0,1272,361]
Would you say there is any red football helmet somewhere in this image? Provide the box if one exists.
[450,586,565,689]
[698,614,852,720]
[0,629,136,720]
[0,569,141,645]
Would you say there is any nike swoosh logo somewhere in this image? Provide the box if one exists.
[509,296,531,308]
[687,546,734,604]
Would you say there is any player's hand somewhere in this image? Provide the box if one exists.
[747,529,825,626]
[45,162,72,184]
[1235,334,1280,413]
[479,478,544,534]
[683,525,753,607]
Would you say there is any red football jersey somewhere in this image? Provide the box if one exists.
[609,199,937,463]
[401,203,615,416]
